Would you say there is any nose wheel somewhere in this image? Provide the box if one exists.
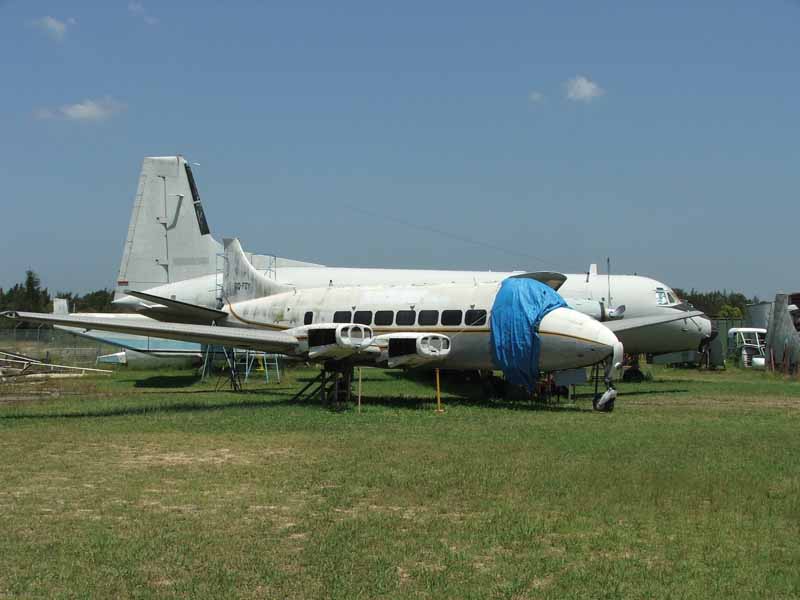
[593,385,616,412]
[591,359,617,412]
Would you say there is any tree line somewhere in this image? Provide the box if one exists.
[672,288,758,319]
[0,271,114,327]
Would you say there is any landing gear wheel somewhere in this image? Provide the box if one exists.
[593,387,617,412]
[594,396,615,412]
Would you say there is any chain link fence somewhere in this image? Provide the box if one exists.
[0,326,118,367]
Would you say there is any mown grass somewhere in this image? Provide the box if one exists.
[0,366,798,599]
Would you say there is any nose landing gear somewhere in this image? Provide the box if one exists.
[592,342,623,412]
[593,382,617,412]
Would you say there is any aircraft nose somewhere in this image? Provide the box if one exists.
[539,307,621,368]
[556,307,619,349]
[697,315,712,339]
[694,314,713,350]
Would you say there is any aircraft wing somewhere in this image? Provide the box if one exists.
[603,310,707,333]
[124,290,228,325]
[508,272,567,291]
[2,311,299,354]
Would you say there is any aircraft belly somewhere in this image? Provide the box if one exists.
[443,332,494,370]
[617,317,705,355]
[442,331,615,372]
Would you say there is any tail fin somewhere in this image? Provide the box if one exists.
[223,238,292,304]
[53,298,69,315]
[114,156,221,299]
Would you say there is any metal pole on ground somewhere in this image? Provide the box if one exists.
[435,368,444,413]
[357,367,362,413]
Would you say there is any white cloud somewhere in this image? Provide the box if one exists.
[528,91,545,104]
[128,2,159,25]
[34,16,76,41]
[565,75,605,102]
[35,97,127,122]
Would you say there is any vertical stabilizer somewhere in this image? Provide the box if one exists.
[115,156,221,299]
[223,238,291,304]
[53,298,69,315]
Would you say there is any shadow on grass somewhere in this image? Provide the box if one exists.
[124,374,203,388]
[0,388,591,420]
[355,395,588,413]
[613,388,689,397]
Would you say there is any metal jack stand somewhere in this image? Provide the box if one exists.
[215,347,243,392]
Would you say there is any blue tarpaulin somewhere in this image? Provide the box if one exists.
[490,277,568,391]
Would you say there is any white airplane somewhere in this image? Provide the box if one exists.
[107,156,711,359]
[3,239,705,411]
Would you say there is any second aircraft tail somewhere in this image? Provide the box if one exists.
[223,238,292,304]
[114,156,221,299]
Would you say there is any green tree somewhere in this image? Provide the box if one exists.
[673,288,753,317]
[717,304,743,319]
[23,270,50,312]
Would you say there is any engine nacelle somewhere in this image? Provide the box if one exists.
[306,323,374,360]
[374,332,452,368]
[566,299,625,322]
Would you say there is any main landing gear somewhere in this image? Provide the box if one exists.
[621,354,646,383]
[290,361,354,406]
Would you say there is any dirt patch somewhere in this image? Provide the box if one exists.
[136,499,200,513]
[124,448,244,467]
[117,445,297,469]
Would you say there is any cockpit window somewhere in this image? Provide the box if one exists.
[655,288,669,306]
[667,292,676,304]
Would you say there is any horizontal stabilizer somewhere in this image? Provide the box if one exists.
[125,289,228,324]
[508,272,567,291]
[604,310,707,334]
[2,311,299,355]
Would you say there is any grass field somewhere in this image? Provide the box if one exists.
[1,366,798,599]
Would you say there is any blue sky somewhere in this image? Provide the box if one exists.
[1,1,798,298]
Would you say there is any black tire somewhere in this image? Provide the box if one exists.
[599,398,615,412]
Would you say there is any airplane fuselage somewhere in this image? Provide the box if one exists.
[219,281,620,372]
[120,269,710,355]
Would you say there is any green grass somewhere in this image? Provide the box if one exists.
[0,366,799,599]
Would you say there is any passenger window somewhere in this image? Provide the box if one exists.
[374,310,394,326]
[465,309,487,326]
[333,311,352,323]
[396,310,416,326]
[418,310,439,326]
[441,310,462,326]
[304,311,313,325]
[354,310,372,325]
